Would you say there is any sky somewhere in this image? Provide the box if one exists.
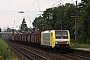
[0,0,81,30]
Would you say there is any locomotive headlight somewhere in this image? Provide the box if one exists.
[67,42,68,44]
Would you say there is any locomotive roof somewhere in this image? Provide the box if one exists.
[42,30,68,33]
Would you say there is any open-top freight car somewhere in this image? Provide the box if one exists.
[31,31,42,47]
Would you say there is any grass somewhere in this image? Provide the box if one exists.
[8,52,20,60]
[9,57,19,60]
[70,43,90,48]
[0,56,4,60]
[0,38,19,60]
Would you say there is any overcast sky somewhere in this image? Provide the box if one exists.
[0,0,81,30]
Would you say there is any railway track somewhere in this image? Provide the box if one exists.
[7,41,48,60]
[56,53,90,60]
[13,43,90,60]
[6,40,90,60]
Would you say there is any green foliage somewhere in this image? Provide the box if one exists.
[77,1,90,43]
[0,56,4,60]
[0,38,18,60]
[32,2,90,44]
[0,39,10,59]
[33,3,76,34]
[6,28,12,32]
[33,3,76,30]
[70,43,90,48]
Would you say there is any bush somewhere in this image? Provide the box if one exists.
[0,56,4,60]
[0,38,10,59]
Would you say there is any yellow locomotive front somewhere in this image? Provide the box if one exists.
[55,30,70,49]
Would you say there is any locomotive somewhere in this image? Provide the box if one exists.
[9,30,70,52]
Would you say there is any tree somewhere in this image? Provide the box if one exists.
[33,3,76,31]
[0,28,1,37]
[33,16,48,30]
[6,28,11,32]
[78,0,89,10]
[20,18,28,32]
[0,28,1,32]
[32,2,90,43]
[77,0,90,43]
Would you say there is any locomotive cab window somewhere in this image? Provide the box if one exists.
[55,31,68,39]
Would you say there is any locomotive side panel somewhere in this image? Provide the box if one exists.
[41,31,50,46]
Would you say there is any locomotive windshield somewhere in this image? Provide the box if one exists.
[55,30,68,39]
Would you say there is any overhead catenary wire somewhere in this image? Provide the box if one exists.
[36,0,40,12]
[51,0,62,7]
[28,0,36,12]
[29,0,62,20]
[0,0,62,13]
[23,0,40,19]
[0,0,63,29]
